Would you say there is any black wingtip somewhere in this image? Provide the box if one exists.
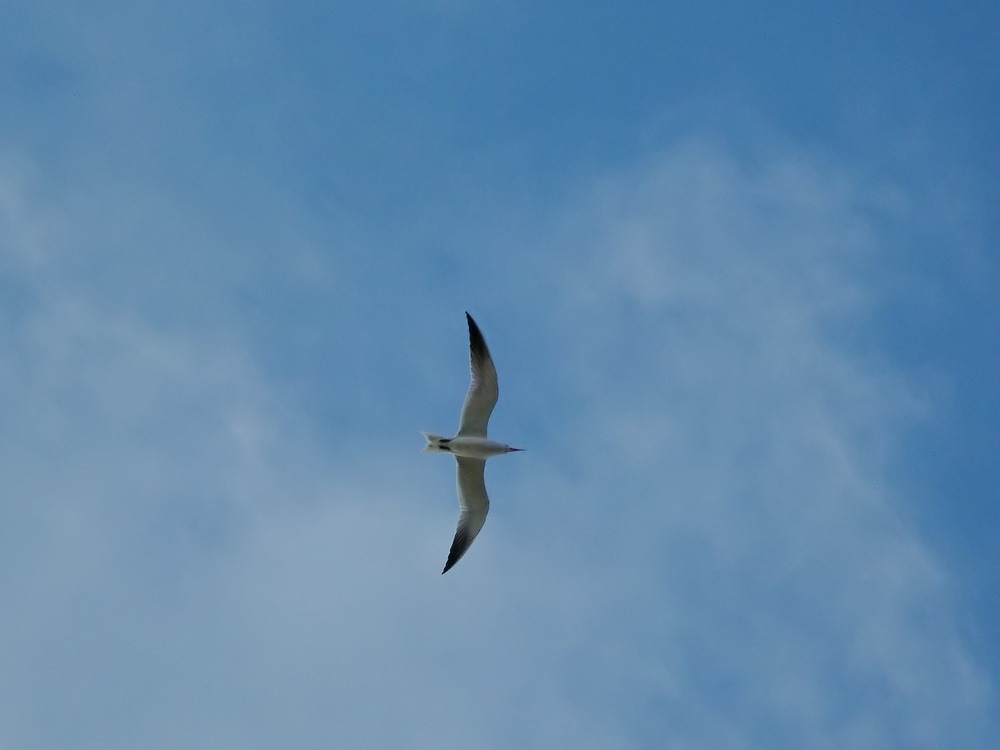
[442,525,472,574]
[441,548,461,575]
[465,313,490,361]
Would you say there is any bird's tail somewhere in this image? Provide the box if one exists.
[421,432,453,453]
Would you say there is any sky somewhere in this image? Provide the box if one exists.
[1,1,999,748]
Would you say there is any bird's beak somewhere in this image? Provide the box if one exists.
[509,447,524,452]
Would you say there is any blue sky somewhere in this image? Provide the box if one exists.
[2,1,998,747]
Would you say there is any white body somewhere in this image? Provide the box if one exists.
[423,434,515,459]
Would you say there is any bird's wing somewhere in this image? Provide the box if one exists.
[457,312,499,438]
[442,457,490,574]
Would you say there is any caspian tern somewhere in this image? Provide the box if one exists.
[423,312,522,574]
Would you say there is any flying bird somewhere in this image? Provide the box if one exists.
[423,312,522,574]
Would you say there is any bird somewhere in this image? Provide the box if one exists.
[423,312,522,574]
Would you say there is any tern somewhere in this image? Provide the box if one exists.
[423,312,522,574]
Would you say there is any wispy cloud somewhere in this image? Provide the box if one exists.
[489,138,996,747]
[1,29,996,749]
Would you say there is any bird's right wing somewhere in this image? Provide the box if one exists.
[457,313,499,438]
[442,457,490,574]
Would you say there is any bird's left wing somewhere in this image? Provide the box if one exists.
[442,457,490,573]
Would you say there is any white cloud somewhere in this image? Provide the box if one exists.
[1,127,996,750]
[504,138,997,747]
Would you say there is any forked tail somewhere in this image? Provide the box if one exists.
[421,432,453,453]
